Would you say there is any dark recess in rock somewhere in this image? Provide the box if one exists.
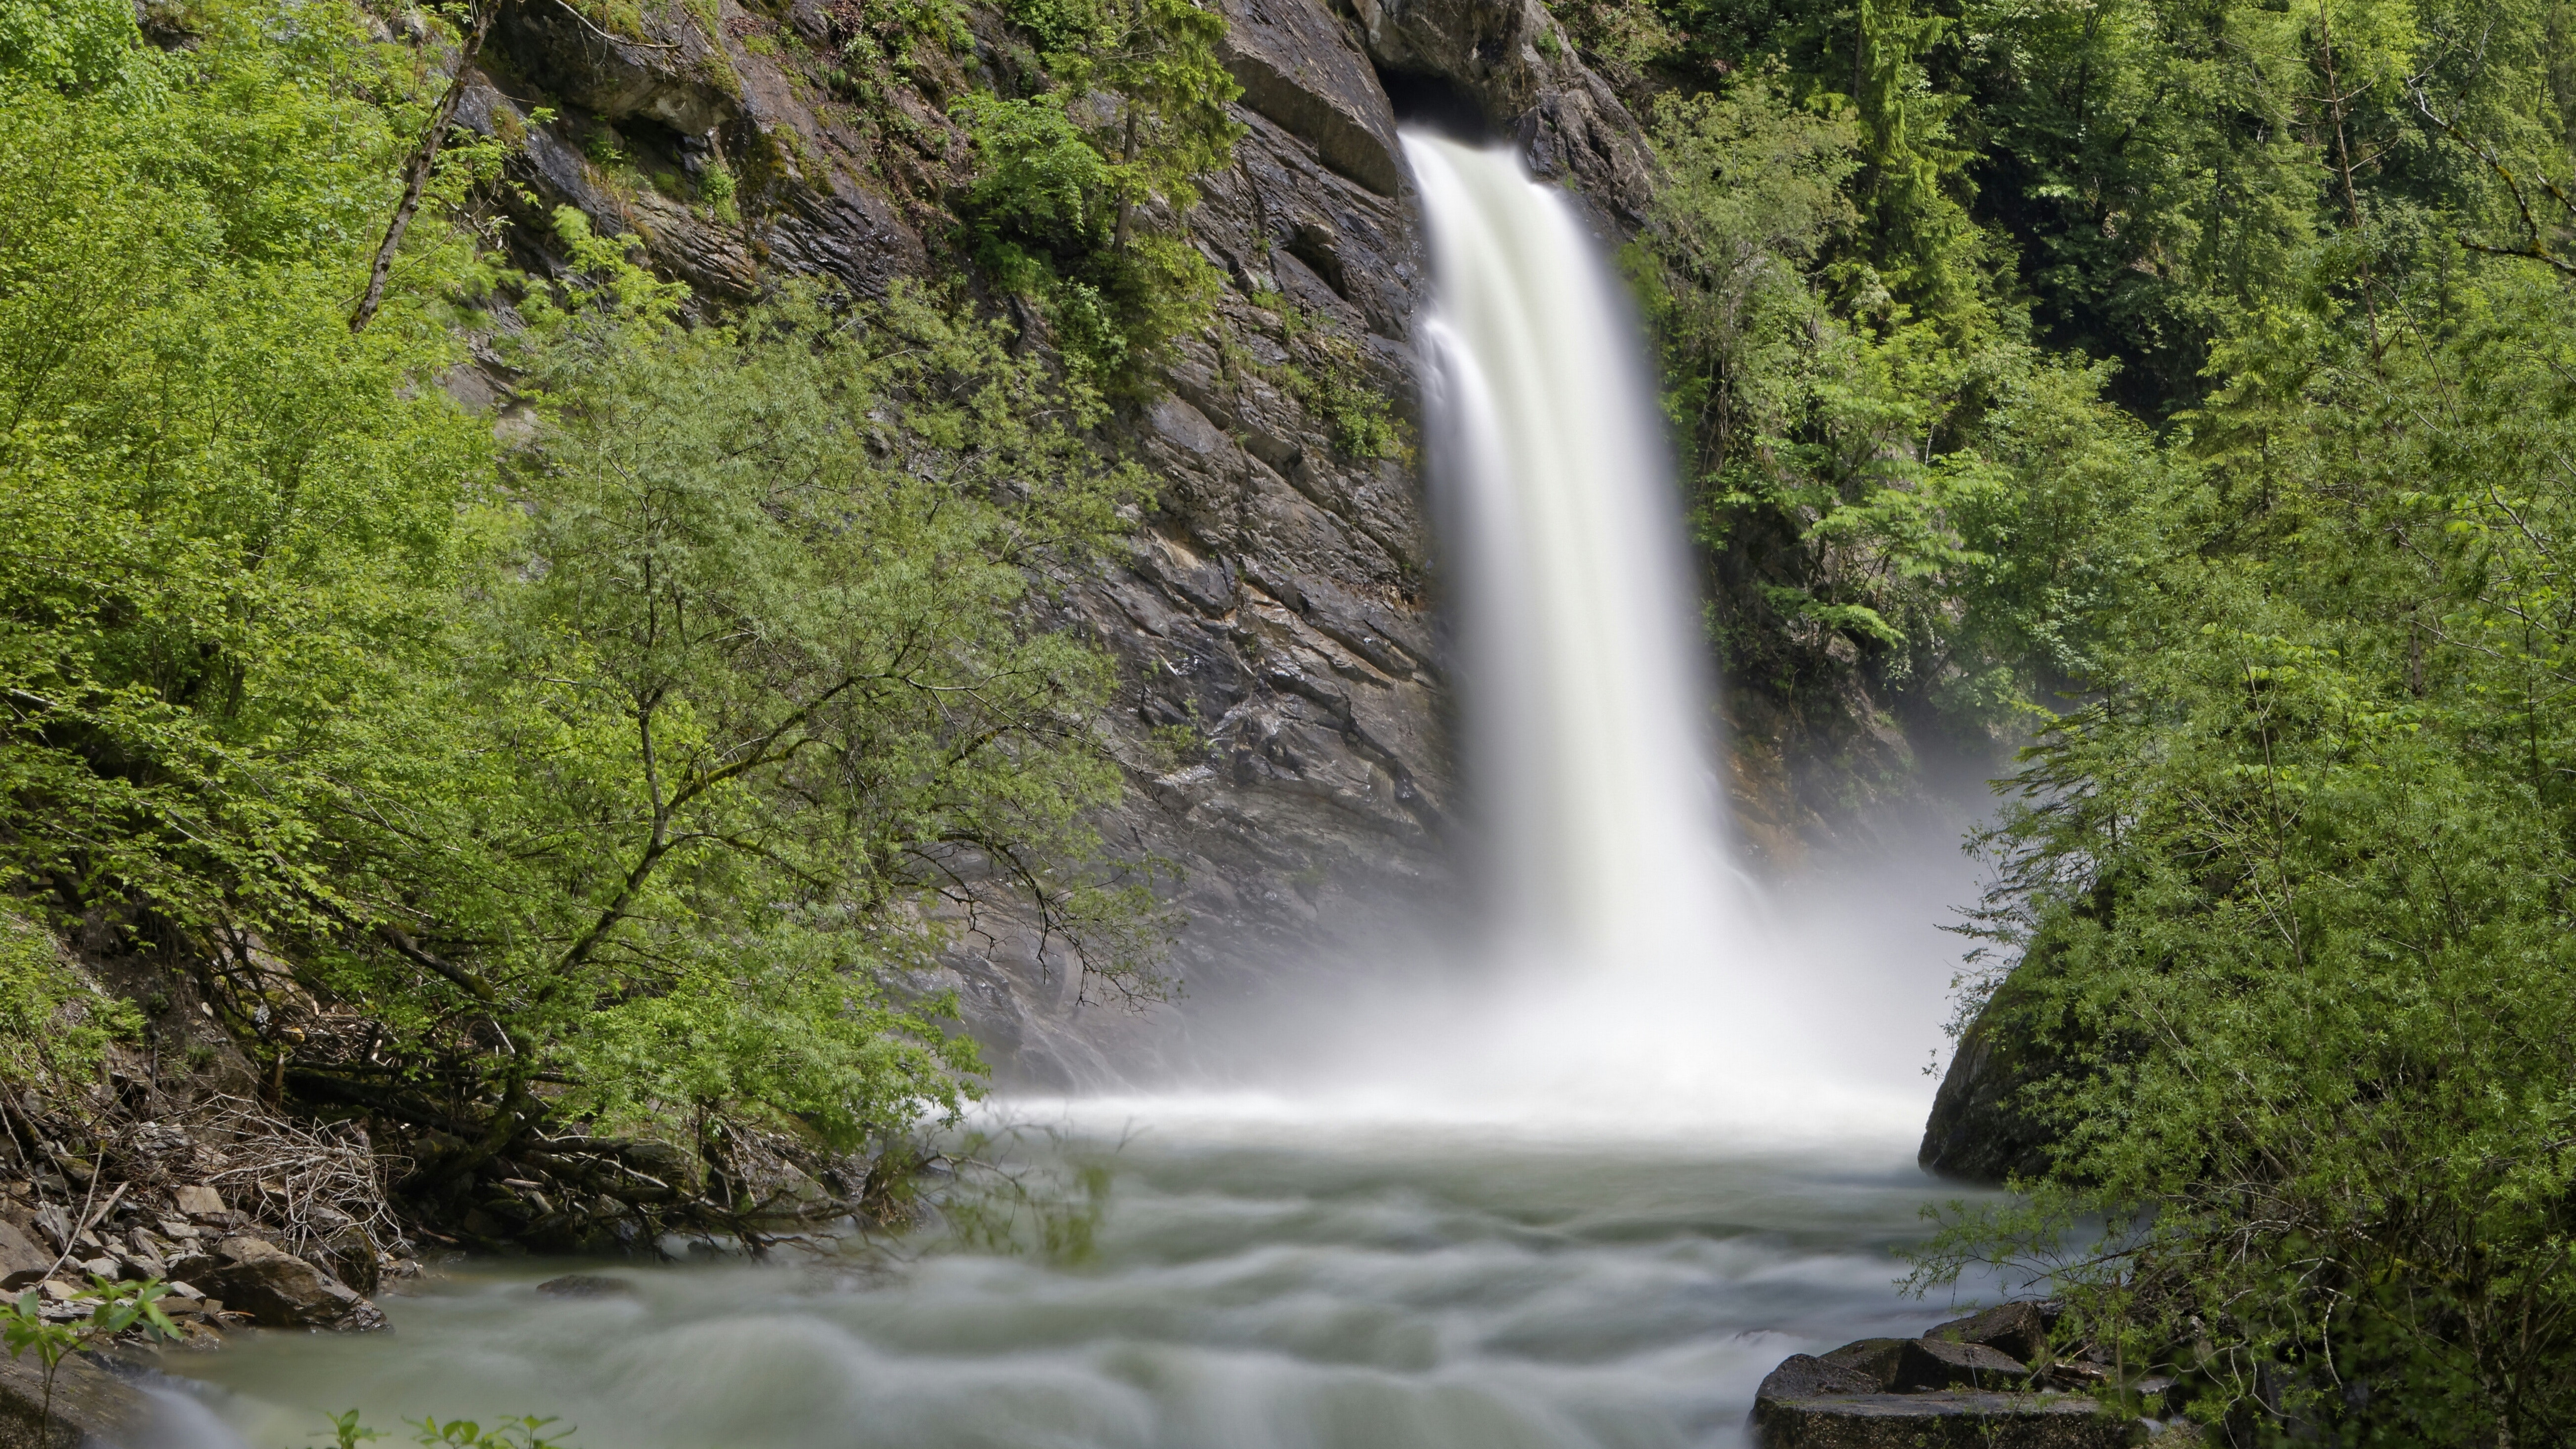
[1377,66,1493,139]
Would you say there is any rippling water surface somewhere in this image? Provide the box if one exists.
[159,1107,1991,1449]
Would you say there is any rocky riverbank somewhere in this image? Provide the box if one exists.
[1752,1303,2197,1448]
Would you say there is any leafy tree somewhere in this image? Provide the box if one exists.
[1,0,1161,1207]
[281,245,1161,1190]
[954,0,1239,386]
[1912,183,2576,1449]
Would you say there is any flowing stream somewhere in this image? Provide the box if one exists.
[149,136,1988,1449]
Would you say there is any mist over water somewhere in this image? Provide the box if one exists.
[151,136,1993,1449]
[1173,135,1938,1143]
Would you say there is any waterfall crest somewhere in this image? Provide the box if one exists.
[1408,133,1739,977]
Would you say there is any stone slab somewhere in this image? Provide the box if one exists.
[1753,1392,2127,1449]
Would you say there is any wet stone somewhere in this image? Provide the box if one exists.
[1752,1391,2128,1449]
[1892,1335,2032,1391]
[535,1274,633,1298]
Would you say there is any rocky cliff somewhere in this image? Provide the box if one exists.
[442,0,1658,1081]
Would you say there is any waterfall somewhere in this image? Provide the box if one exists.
[1083,135,1934,1141]
[1407,133,1739,977]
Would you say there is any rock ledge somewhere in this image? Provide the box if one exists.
[1755,1391,2123,1449]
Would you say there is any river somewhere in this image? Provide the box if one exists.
[157,1104,1997,1449]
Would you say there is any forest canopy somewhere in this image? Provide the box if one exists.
[1581,0,2576,1437]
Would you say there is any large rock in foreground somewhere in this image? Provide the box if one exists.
[190,1235,385,1331]
[1752,1302,2174,1447]
[1753,1391,2126,1449]
[0,1355,147,1448]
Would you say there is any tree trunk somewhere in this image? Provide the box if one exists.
[351,0,498,333]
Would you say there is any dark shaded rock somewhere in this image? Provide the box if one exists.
[536,1273,634,1298]
[1216,0,1403,194]
[1346,0,1653,226]
[1918,984,2068,1184]
[1928,1301,2055,1366]
[307,1225,380,1298]
[1758,1355,1881,1402]
[1818,1338,1910,1389]
[1892,1336,2032,1392]
[0,1354,147,1448]
[195,1236,384,1331]
[1751,1392,2125,1449]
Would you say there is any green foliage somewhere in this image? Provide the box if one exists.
[1631,7,2576,1432]
[274,261,1165,1156]
[303,1410,388,1449]
[0,0,1161,1184]
[3,1277,183,1429]
[1636,72,2147,723]
[298,1412,577,1449]
[0,914,138,1086]
[1909,171,2576,1449]
[1295,359,1406,461]
[0,0,158,94]
[411,1417,575,1449]
[956,0,1240,387]
[0,0,490,939]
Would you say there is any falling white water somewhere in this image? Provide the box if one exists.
[1409,134,1734,975]
[1384,133,1921,1137]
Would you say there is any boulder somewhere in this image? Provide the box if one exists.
[1758,1355,1882,1402]
[1751,1391,2126,1449]
[307,1225,380,1298]
[0,1353,147,1448]
[194,1236,385,1332]
[534,1274,633,1299]
[1893,1336,2032,1392]
[0,1221,51,1284]
[169,1186,226,1219]
[1818,1338,1910,1390]
[1928,1301,2054,1366]
[1919,968,2079,1183]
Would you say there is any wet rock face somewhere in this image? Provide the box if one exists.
[1337,0,1653,227]
[1219,0,1404,195]
[454,0,1652,1078]
[1918,977,2073,1184]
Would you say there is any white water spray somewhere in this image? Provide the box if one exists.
[1387,133,1923,1136]
[1407,134,1737,976]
